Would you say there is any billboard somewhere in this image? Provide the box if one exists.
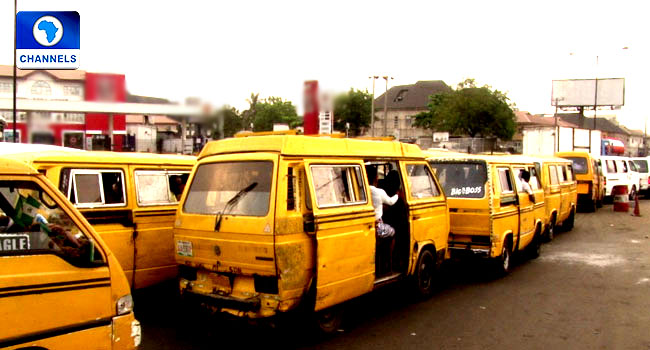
[551,78,625,107]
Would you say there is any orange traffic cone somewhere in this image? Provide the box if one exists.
[633,192,641,217]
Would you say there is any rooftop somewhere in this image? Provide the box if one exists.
[516,111,577,128]
[0,65,85,81]
[199,135,425,160]
[374,80,451,111]
[126,115,180,125]
[558,113,630,135]
[126,93,172,104]
[1,145,195,166]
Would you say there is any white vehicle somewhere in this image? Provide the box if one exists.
[599,156,642,200]
[632,157,650,194]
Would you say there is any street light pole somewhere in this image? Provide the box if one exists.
[591,55,599,154]
[554,97,564,153]
[12,0,17,143]
[369,76,378,136]
[382,76,393,136]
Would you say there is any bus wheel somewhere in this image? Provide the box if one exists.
[414,249,436,298]
[544,219,555,242]
[564,208,575,232]
[495,240,512,275]
[314,306,343,335]
[528,227,542,259]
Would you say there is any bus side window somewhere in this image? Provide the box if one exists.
[549,166,559,185]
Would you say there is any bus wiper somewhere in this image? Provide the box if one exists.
[214,182,258,232]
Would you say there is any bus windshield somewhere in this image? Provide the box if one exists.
[183,161,273,216]
[429,161,487,198]
[565,157,588,174]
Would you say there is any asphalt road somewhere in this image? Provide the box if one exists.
[136,203,650,350]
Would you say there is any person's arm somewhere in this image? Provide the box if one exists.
[378,188,399,206]
[523,182,535,202]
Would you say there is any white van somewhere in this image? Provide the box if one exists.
[631,157,650,195]
[600,156,641,200]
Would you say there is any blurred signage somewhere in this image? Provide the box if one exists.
[319,111,332,134]
[433,132,449,142]
[303,81,319,135]
[16,11,80,69]
[86,73,126,102]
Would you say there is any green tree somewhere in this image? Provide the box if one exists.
[333,88,372,136]
[205,106,243,139]
[252,96,300,131]
[414,79,516,140]
[241,93,259,131]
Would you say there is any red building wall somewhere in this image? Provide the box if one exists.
[85,73,126,151]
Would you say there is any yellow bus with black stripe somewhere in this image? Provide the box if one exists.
[428,153,546,274]
[3,148,195,290]
[0,157,140,349]
[173,135,449,332]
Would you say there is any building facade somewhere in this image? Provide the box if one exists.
[371,80,451,147]
[0,66,127,150]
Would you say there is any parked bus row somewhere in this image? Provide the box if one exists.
[2,138,640,347]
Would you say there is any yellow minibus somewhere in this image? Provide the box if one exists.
[174,135,450,332]
[0,158,140,349]
[531,157,578,240]
[429,154,546,274]
[556,151,604,211]
[4,150,195,289]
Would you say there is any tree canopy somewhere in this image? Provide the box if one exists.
[204,106,243,140]
[333,88,372,136]
[413,79,517,140]
[242,95,301,132]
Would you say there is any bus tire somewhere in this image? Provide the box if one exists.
[495,239,512,276]
[414,249,436,298]
[563,208,575,232]
[313,306,343,335]
[544,217,555,242]
[528,225,542,259]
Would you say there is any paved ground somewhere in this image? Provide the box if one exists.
[136,203,650,350]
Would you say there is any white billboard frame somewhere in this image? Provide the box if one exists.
[551,78,625,107]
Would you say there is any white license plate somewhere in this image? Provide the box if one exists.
[176,240,193,257]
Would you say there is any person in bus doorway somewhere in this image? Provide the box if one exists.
[520,169,536,203]
[366,165,398,275]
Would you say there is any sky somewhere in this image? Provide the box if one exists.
[1,0,648,130]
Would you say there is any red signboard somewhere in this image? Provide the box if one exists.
[303,81,319,135]
[85,73,126,151]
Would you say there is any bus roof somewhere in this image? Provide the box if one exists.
[426,152,540,165]
[3,149,196,166]
[199,135,425,159]
[0,157,39,175]
[555,151,593,158]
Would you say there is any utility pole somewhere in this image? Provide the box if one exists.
[643,115,648,157]
[382,76,393,136]
[591,55,599,154]
[554,97,564,153]
[369,76,378,136]
[12,0,17,143]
